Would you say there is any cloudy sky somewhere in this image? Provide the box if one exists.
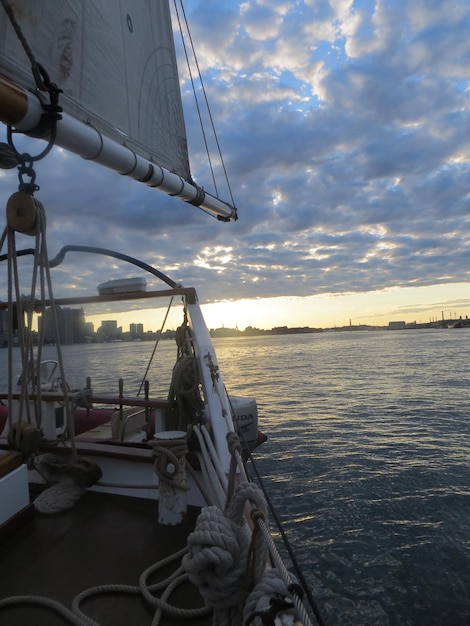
[1,0,470,330]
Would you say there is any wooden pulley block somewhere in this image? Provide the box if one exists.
[6,191,37,235]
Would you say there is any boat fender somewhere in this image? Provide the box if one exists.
[6,191,37,235]
[256,430,268,447]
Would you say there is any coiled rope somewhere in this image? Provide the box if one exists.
[32,454,102,515]
[165,352,205,431]
[0,547,210,626]
[150,435,188,488]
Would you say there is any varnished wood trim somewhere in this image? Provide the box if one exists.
[0,504,34,545]
[0,74,28,125]
[0,439,155,463]
[0,451,22,479]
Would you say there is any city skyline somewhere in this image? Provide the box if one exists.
[1,299,467,349]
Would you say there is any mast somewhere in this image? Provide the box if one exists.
[0,76,237,221]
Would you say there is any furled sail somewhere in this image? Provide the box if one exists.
[0,0,237,220]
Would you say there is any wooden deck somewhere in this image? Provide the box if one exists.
[0,489,210,626]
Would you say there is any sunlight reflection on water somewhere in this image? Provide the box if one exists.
[1,329,469,625]
[213,330,470,626]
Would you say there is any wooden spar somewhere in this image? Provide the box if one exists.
[0,76,237,222]
[0,75,28,125]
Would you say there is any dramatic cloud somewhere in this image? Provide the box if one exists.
[1,0,470,322]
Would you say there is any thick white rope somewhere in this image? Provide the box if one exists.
[193,428,226,509]
[183,504,251,607]
[0,595,100,626]
[243,568,299,626]
[255,519,314,626]
[0,547,210,624]
[72,546,209,624]
[200,423,229,488]
[184,429,315,626]
[183,480,269,626]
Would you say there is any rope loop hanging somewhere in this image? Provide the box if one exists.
[3,194,78,461]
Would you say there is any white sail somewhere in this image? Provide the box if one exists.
[0,1,237,220]
[0,0,189,178]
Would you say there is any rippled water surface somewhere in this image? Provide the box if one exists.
[215,330,470,626]
[2,329,469,625]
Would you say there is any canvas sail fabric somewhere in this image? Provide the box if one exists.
[0,0,191,181]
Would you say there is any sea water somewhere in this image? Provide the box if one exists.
[1,329,469,625]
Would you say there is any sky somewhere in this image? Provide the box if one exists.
[1,0,470,332]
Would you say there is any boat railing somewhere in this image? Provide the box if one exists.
[0,391,174,410]
[0,286,197,310]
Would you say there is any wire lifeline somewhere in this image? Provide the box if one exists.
[243,446,326,626]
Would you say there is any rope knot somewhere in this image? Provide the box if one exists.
[243,569,299,626]
[184,482,270,624]
[251,508,266,525]
[72,387,93,409]
[226,430,242,457]
[183,504,250,610]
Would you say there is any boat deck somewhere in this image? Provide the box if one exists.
[0,489,210,626]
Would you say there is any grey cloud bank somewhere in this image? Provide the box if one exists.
[1,0,469,317]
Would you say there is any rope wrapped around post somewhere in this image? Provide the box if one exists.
[183,479,268,625]
[150,430,189,525]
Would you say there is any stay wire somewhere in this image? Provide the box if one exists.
[172,0,217,194]
[137,296,174,397]
[0,0,39,82]
[238,422,326,626]
[173,0,236,208]
[0,0,62,105]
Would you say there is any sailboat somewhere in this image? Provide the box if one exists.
[0,2,321,625]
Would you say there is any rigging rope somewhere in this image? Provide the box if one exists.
[182,430,316,626]
[137,296,174,397]
[238,432,326,626]
[1,190,78,460]
[0,0,63,108]
[173,0,236,209]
